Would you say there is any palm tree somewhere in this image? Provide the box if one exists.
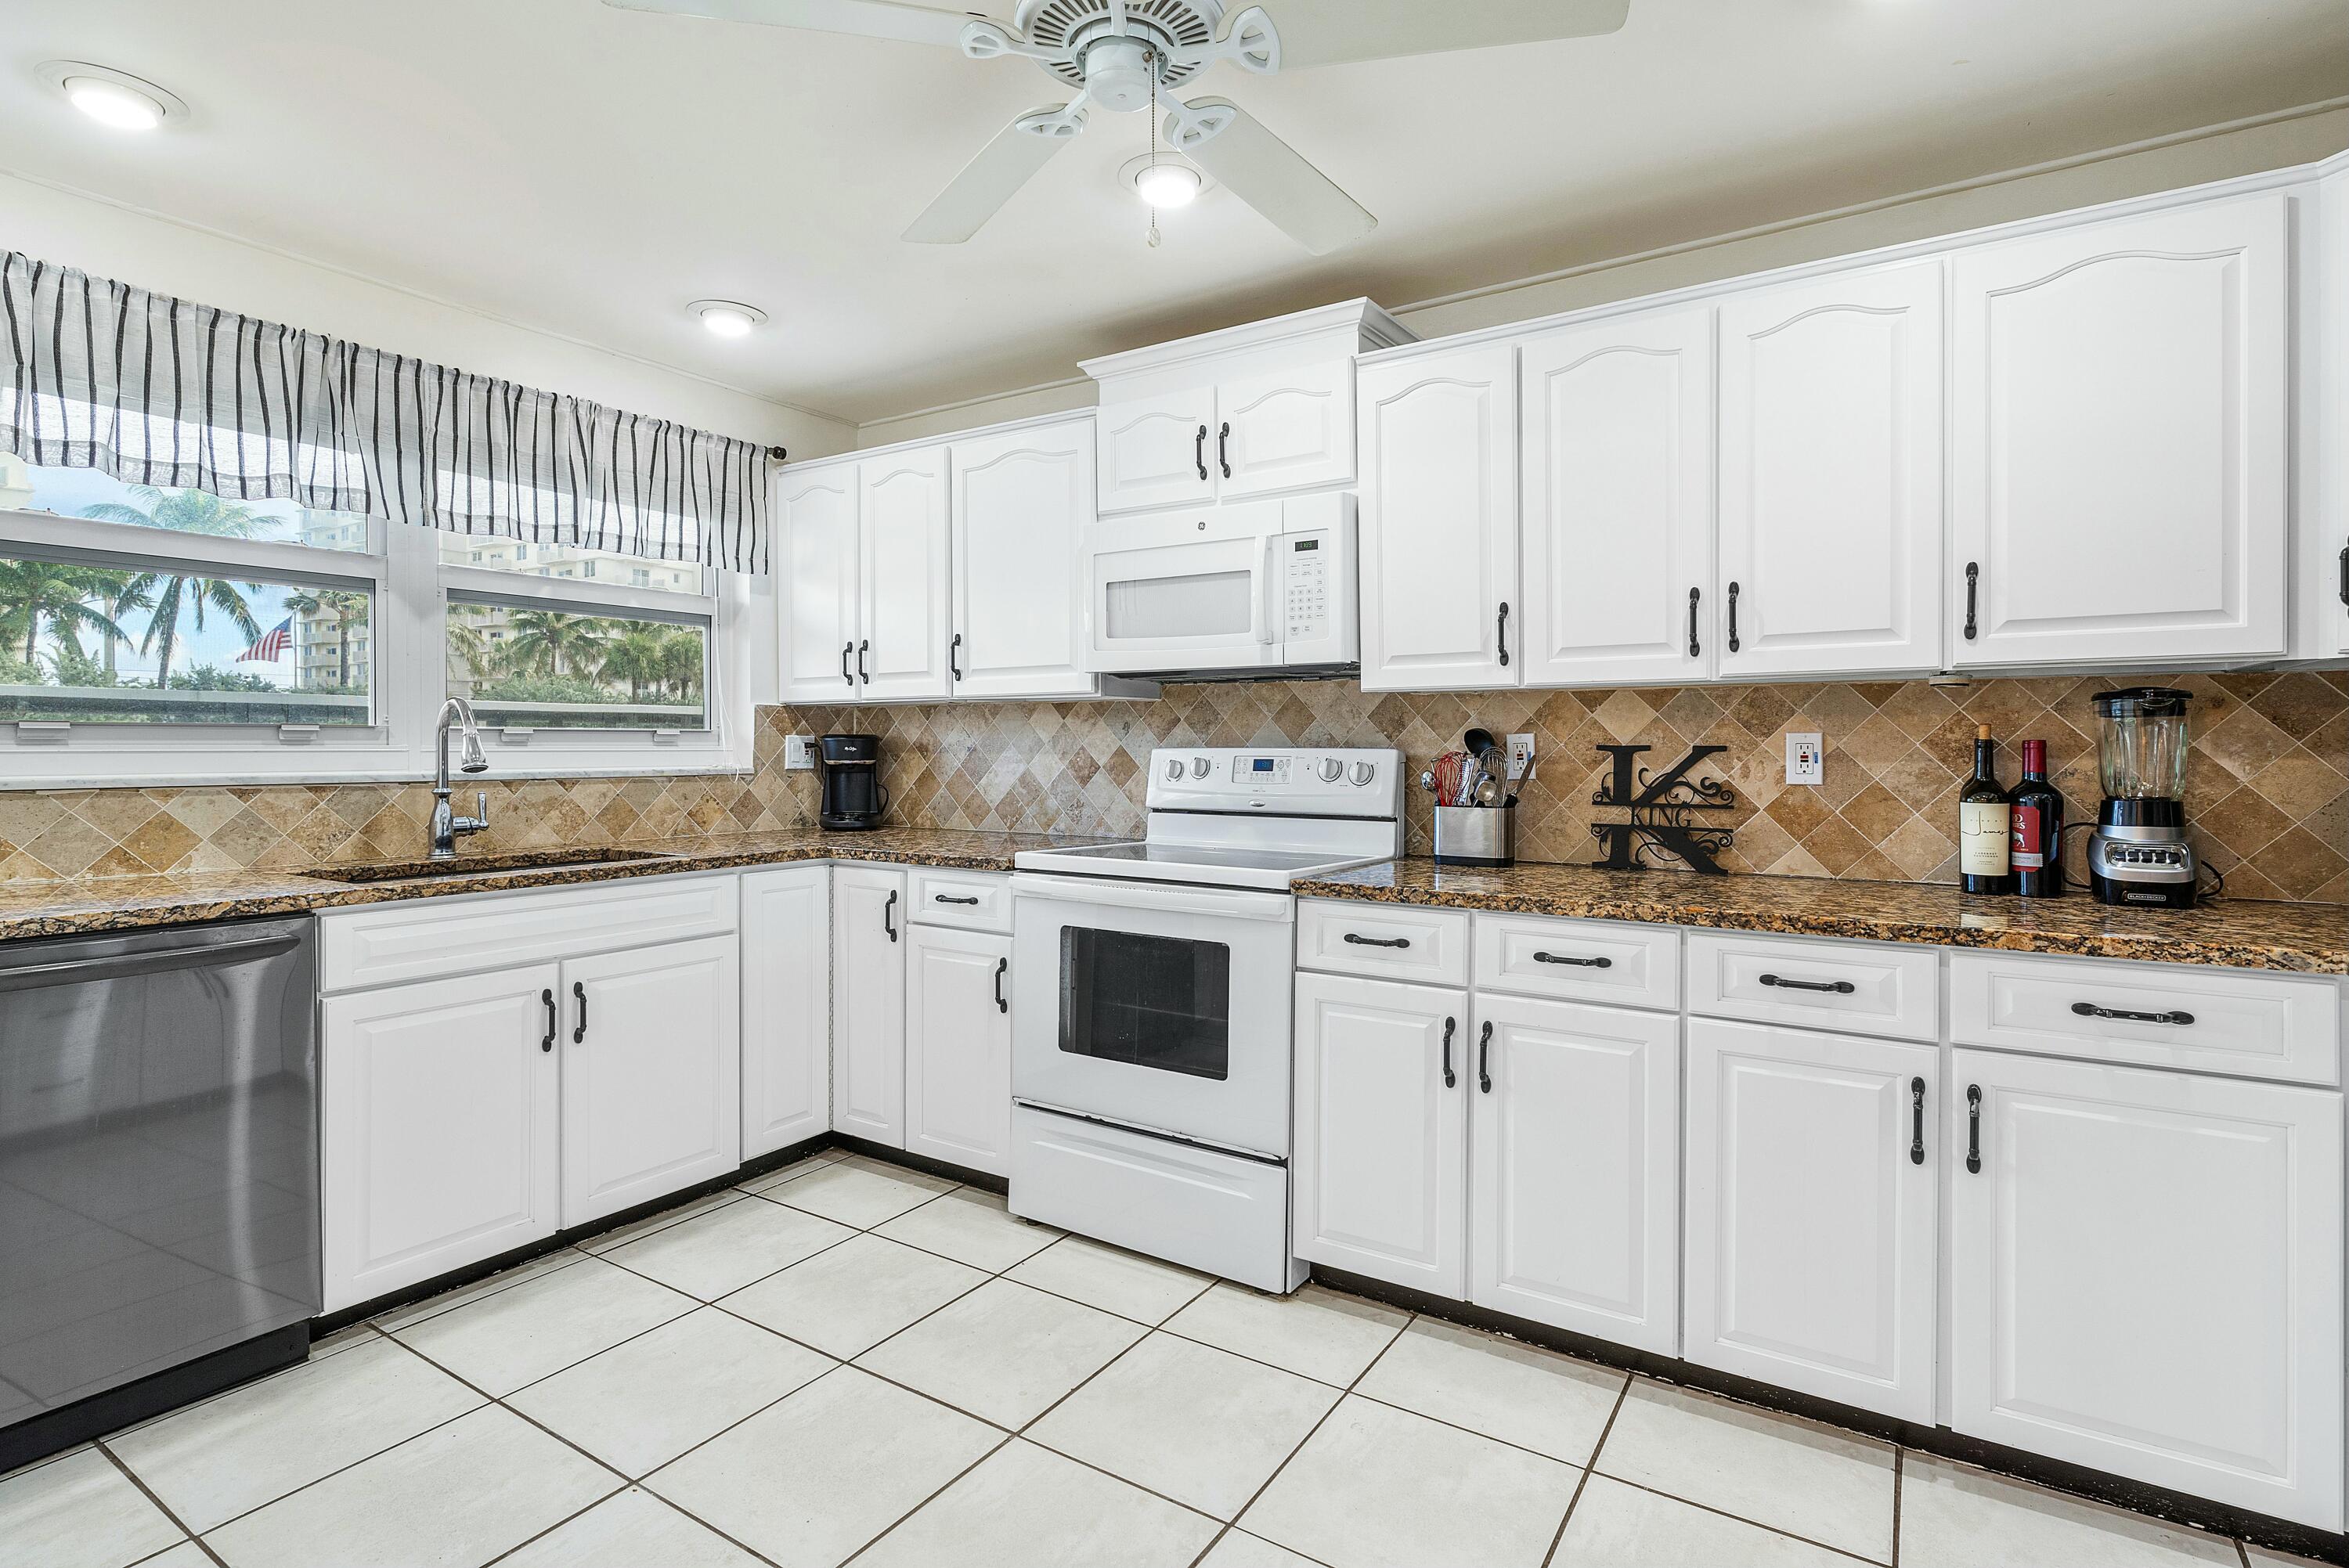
[0,559,129,669]
[445,604,496,687]
[97,573,157,678]
[501,611,606,679]
[596,626,670,701]
[78,488,271,691]
[139,574,261,691]
[283,587,368,690]
[657,626,705,700]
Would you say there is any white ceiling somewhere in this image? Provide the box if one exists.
[3,0,2344,427]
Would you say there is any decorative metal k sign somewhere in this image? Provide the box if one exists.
[1589,744,1737,874]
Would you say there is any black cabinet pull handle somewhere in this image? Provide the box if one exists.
[2339,543,2347,608]
[1194,424,1207,481]
[1477,1019,1493,1094]
[1687,586,1701,658]
[935,893,981,906]
[1965,1083,1982,1173]
[950,632,963,682]
[571,981,587,1044]
[1533,951,1611,968]
[1218,421,1232,479]
[2070,1001,2194,1026]
[994,957,1008,1015]
[883,889,898,943]
[1441,1016,1456,1089]
[1496,601,1510,667]
[1964,561,1980,640]
[1759,972,1855,994]
[1726,581,1740,653]
[1343,932,1411,949]
[541,988,556,1053]
[1909,1076,1925,1166]
[842,642,853,686]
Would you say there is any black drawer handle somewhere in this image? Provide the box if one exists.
[934,893,981,906]
[571,980,587,1044]
[1533,951,1611,969]
[1965,1083,1982,1174]
[1687,586,1700,658]
[1477,1019,1493,1094]
[541,988,556,1053]
[1964,561,1980,640]
[2070,1001,2194,1026]
[1759,972,1855,994]
[1195,424,1207,481]
[1496,600,1510,667]
[1909,1076,1925,1166]
[1441,1016,1456,1089]
[994,957,1009,1014]
[1726,581,1740,653]
[857,638,870,684]
[842,642,853,686]
[1218,420,1232,479]
[1344,933,1411,949]
[884,889,899,943]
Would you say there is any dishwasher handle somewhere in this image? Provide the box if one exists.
[0,931,303,994]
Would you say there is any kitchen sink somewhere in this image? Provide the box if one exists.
[309,848,673,884]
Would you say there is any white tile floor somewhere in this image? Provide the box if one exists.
[0,1147,2315,1568]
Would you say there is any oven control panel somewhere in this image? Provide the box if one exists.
[1146,748,1402,815]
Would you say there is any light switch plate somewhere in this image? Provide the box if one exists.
[783,734,817,771]
[1506,734,1535,781]
[1785,733,1824,786]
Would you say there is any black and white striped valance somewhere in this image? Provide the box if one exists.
[0,253,774,572]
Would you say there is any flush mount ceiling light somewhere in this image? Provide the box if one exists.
[688,300,767,338]
[1118,153,1211,209]
[37,61,188,132]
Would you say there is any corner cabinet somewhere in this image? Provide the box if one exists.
[1950,196,2290,668]
[951,418,1097,699]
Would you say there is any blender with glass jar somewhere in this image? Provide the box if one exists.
[2085,688,2198,907]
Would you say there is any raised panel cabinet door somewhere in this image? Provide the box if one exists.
[2328,171,2349,657]
[320,964,561,1313]
[1291,971,1469,1297]
[1097,387,1218,514]
[1950,1049,2344,1530]
[1217,357,1355,499]
[560,935,742,1230]
[741,866,831,1159]
[904,925,1014,1177]
[858,446,954,701]
[1683,1018,1937,1421]
[1356,344,1521,691]
[1470,994,1680,1356]
[1718,261,1944,679]
[1954,196,2289,668]
[778,464,861,701]
[1520,304,1716,687]
[951,420,1097,698]
[833,865,908,1147]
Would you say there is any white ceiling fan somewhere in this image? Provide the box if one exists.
[601,0,1630,254]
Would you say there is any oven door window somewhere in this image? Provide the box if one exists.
[1059,927,1231,1081]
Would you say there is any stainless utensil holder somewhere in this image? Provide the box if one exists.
[1433,803,1515,867]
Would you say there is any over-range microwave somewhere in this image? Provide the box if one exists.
[1082,492,1359,679]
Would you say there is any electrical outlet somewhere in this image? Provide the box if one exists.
[1506,734,1535,781]
[1786,733,1824,786]
[783,734,817,771]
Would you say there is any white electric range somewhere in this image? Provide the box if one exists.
[1006,747,1402,1293]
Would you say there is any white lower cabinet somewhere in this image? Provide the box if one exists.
[1292,971,1469,1297]
[1469,993,1680,1355]
[832,865,908,1147]
[1683,1017,1938,1422]
[740,866,831,1159]
[1949,1048,2345,1529]
[904,923,1013,1177]
[321,966,563,1314]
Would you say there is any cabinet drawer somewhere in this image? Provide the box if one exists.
[319,873,738,993]
[1687,932,1939,1042]
[909,868,1012,933]
[1297,899,1470,986]
[1474,914,1679,1011]
[1950,951,2340,1086]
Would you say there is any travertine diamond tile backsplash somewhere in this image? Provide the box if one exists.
[0,669,2340,901]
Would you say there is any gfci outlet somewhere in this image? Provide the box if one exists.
[1786,733,1824,787]
[783,734,818,771]
[1506,734,1535,781]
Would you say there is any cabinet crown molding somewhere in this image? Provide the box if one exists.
[1081,297,1414,386]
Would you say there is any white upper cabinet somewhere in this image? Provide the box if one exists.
[1519,305,1715,687]
[951,418,1097,699]
[1357,343,1521,691]
[1952,196,2289,669]
[857,448,954,701]
[2325,170,2349,657]
[1215,356,1357,501]
[1715,260,1945,679]
[1097,386,1218,514]
[778,463,861,702]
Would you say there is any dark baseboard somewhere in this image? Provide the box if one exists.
[831,1133,1008,1195]
[1312,1264,2349,1567]
[0,1321,311,1475]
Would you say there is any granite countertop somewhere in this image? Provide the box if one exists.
[1295,860,2349,975]
[0,827,1117,943]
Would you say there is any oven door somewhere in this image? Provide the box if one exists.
[1011,873,1294,1159]
[1084,503,1285,675]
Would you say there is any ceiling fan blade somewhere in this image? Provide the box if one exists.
[1260,0,1630,69]
[598,0,971,49]
[1171,100,1373,255]
[903,111,1079,243]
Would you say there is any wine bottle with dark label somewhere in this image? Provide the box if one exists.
[1959,724,2014,895]
[2009,738,2063,898]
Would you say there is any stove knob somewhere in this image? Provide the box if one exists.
[1191,756,1212,779]
[1349,761,1377,787]
[1164,758,1185,782]
[1318,758,1344,783]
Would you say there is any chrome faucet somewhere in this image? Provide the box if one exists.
[430,697,491,860]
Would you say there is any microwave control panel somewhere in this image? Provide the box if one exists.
[1283,533,1332,642]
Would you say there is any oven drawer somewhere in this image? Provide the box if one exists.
[909,869,1011,933]
[1298,899,1470,986]
[1474,914,1680,1012]
[1686,931,1939,1043]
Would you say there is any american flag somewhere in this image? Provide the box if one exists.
[237,618,293,663]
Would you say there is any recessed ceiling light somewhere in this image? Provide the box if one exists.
[38,61,187,132]
[689,300,767,338]
[1119,154,1211,211]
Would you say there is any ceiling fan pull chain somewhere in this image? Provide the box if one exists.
[1145,56,1163,249]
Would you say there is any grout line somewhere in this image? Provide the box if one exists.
[1542,1368,1631,1567]
[93,1441,230,1566]
[828,1432,1018,1568]
[1891,1447,1903,1568]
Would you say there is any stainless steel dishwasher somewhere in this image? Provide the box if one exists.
[0,916,319,1469]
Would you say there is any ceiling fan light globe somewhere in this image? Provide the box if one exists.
[689,299,767,337]
[1135,163,1202,207]
[66,77,164,131]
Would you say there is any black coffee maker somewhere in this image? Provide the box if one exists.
[818,734,887,831]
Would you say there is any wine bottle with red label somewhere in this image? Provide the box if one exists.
[2009,738,2063,897]
[1958,724,2014,896]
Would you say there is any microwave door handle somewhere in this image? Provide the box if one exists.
[1253,535,1279,647]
